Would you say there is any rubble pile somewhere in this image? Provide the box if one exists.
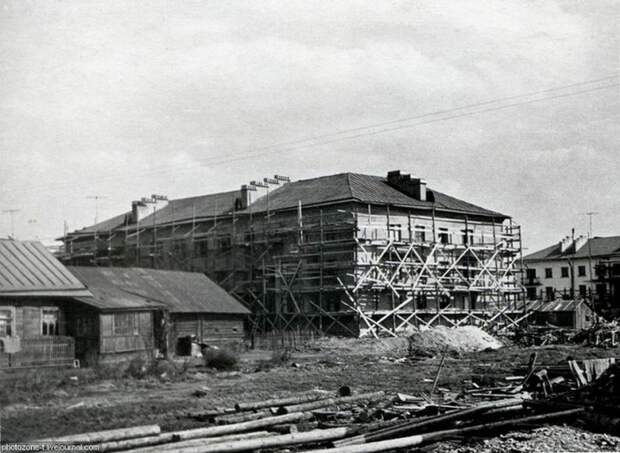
[513,320,619,347]
[408,326,503,357]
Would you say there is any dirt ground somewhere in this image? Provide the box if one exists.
[0,341,618,451]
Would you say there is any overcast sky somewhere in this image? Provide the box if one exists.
[0,0,618,253]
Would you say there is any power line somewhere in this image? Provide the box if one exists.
[4,75,618,198]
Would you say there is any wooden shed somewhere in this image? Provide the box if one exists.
[0,240,92,369]
[530,298,596,330]
[68,266,250,358]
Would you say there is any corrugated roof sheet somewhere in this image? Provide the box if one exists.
[242,173,508,218]
[529,299,593,312]
[0,240,91,296]
[68,266,250,314]
[524,236,620,261]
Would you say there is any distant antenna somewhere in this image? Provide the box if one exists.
[86,195,107,224]
[582,211,599,238]
[2,209,20,239]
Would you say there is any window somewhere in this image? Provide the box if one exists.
[461,229,473,245]
[0,309,14,337]
[388,224,402,242]
[217,237,231,250]
[438,228,450,245]
[439,295,451,309]
[561,267,569,278]
[526,287,538,300]
[196,240,209,257]
[578,265,586,277]
[526,269,537,280]
[545,287,555,301]
[113,313,139,336]
[414,226,426,243]
[545,268,553,279]
[41,308,60,336]
[416,294,427,310]
[579,285,587,297]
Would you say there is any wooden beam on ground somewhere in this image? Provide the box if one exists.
[35,425,161,445]
[308,408,584,453]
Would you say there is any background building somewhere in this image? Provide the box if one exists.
[523,235,620,318]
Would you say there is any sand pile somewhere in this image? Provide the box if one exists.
[408,326,503,357]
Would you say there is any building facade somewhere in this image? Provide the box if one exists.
[60,171,525,338]
[523,235,620,318]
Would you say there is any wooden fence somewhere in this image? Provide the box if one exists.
[0,336,75,368]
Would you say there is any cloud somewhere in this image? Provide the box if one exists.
[0,0,617,250]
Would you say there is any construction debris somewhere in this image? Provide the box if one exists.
[23,358,619,453]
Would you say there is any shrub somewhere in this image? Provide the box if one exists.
[202,347,239,370]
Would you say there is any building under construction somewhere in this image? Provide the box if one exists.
[60,171,526,340]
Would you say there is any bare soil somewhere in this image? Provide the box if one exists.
[0,342,617,451]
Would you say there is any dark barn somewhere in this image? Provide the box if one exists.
[68,266,250,358]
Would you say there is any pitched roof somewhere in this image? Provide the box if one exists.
[0,240,92,297]
[68,266,250,314]
[524,236,620,261]
[68,172,508,236]
[138,190,241,226]
[72,211,131,235]
[242,173,508,218]
[68,266,164,311]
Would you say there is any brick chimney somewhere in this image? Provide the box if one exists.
[237,185,254,210]
[573,235,587,253]
[386,170,427,201]
[559,235,572,253]
[130,200,148,224]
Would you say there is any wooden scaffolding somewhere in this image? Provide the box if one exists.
[67,203,528,340]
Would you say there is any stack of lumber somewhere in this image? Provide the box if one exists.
[29,385,592,453]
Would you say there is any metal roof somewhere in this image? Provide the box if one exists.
[69,173,508,237]
[0,240,92,297]
[529,299,594,312]
[68,266,250,314]
[240,173,509,218]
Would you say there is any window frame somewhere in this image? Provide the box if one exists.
[41,306,60,336]
[113,312,139,336]
[577,265,586,277]
[545,268,553,279]
[0,307,16,337]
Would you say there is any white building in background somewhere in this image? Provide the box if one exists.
[522,235,620,316]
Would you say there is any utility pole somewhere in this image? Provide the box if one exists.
[86,195,107,224]
[2,209,20,239]
[583,211,599,301]
[570,228,575,299]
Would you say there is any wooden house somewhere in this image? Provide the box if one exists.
[0,239,92,369]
